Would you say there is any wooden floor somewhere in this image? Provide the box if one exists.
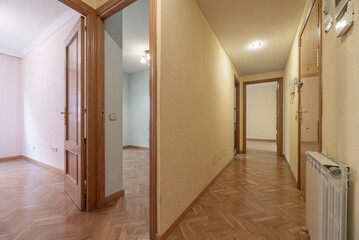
[247,139,277,152]
[0,143,308,240]
[168,142,309,240]
[0,149,150,240]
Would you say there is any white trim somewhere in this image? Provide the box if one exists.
[0,48,22,58]
[0,10,79,59]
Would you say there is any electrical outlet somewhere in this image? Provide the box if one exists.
[51,147,58,153]
[32,146,35,151]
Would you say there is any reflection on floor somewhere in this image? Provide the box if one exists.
[168,148,309,239]
[0,149,149,239]
[247,139,277,153]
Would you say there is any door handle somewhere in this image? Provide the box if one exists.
[60,112,66,115]
[297,110,308,114]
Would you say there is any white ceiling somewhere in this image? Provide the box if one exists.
[123,0,149,74]
[0,0,78,58]
[195,0,306,76]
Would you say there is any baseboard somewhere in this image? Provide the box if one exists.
[0,155,22,161]
[246,138,276,142]
[157,157,235,240]
[123,145,149,150]
[105,189,125,203]
[21,156,64,175]
[284,156,297,185]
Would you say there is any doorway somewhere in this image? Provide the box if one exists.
[297,0,322,198]
[243,78,283,156]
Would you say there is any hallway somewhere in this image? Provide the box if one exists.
[168,148,308,239]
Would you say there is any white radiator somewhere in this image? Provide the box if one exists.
[306,152,349,240]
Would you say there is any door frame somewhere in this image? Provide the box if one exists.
[96,1,158,238]
[297,0,322,189]
[242,78,283,156]
[234,75,240,154]
[58,0,158,239]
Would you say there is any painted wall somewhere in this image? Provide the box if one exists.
[320,0,359,237]
[246,85,277,140]
[157,0,239,233]
[284,0,359,238]
[104,12,124,197]
[123,73,131,146]
[0,54,22,158]
[123,70,150,147]
[21,17,79,171]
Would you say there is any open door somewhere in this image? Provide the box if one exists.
[63,16,85,210]
[298,1,321,199]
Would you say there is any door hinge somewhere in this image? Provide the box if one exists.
[84,180,87,192]
[83,26,87,32]
[83,108,87,114]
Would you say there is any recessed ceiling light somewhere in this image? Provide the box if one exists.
[249,41,263,50]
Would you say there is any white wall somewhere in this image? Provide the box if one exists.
[246,84,277,140]
[123,70,149,148]
[21,17,79,170]
[122,73,131,146]
[104,12,124,197]
[0,54,22,158]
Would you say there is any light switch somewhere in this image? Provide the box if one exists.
[109,113,117,121]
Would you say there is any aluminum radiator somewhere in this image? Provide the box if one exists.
[306,151,349,240]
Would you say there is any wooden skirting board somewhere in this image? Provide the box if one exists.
[123,145,149,150]
[0,155,64,175]
[22,156,64,175]
[247,138,276,142]
[156,157,235,240]
[105,189,125,203]
[0,156,23,161]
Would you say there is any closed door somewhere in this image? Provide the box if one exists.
[298,1,321,198]
[63,17,85,210]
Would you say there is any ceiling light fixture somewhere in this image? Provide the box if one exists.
[249,41,263,50]
[141,50,150,65]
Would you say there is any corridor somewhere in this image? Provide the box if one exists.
[168,148,309,239]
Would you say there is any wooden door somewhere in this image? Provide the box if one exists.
[63,17,85,210]
[276,83,280,154]
[298,1,321,198]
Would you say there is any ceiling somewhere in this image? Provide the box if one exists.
[123,0,149,74]
[0,0,78,58]
[195,0,306,76]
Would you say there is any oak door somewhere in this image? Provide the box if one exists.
[298,1,321,198]
[63,17,85,210]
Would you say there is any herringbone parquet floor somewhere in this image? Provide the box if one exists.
[0,149,149,240]
[168,142,310,240]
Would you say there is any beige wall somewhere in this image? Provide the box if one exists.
[284,0,359,238]
[246,85,277,140]
[157,0,239,233]
[321,0,359,238]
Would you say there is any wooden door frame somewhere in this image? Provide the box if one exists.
[95,1,158,239]
[234,75,240,154]
[242,78,284,156]
[297,0,322,189]
[59,1,157,238]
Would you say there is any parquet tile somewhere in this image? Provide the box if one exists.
[168,142,310,240]
[0,149,149,240]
